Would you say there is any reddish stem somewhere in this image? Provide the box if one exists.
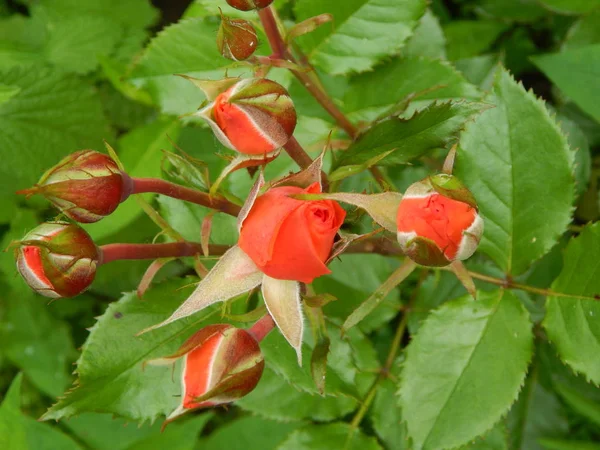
[257,6,359,140]
[99,242,230,265]
[131,177,241,217]
[283,136,313,169]
[248,313,276,342]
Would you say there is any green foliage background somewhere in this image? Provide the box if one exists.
[1,0,600,449]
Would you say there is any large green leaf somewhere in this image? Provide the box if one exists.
[544,223,600,384]
[532,44,600,122]
[294,0,426,75]
[476,0,547,22]
[334,101,484,171]
[344,57,481,122]
[277,423,383,450]
[399,290,533,450]
[42,279,220,423]
[443,21,507,61]
[539,0,600,15]
[455,68,574,276]
[0,65,110,200]
[0,374,82,450]
[562,10,600,51]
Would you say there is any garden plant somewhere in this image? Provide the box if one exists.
[1,0,600,449]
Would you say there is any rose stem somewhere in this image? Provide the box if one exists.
[99,242,230,265]
[258,7,358,140]
[247,313,276,342]
[258,6,391,190]
[131,177,241,217]
[284,136,313,169]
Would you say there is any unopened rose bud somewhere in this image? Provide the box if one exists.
[17,150,131,223]
[151,324,264,421]
[238,182,346,283]
[396,174,483,267]
[217,15,258,61]
[226,0,273,11]
[199,78,296,155]
[15,222,99,298]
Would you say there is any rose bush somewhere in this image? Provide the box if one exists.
[1,1,599,449]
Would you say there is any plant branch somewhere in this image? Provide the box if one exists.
[257,6,359,140]
[99,242,230,265]
[248,313,276,342]
[283,136,313,169]
[132,177,241,217]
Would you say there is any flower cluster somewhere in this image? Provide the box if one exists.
[12,0,484,425]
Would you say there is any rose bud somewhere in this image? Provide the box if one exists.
[17,150,131,223]
[199,78,296,156]
[150,324,264,421]
[217,15,258,61]
[238,181,346,283]
[396,174,483,267]
[15,222,99,298]
[226,0,274,11]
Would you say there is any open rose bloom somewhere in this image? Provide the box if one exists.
[396,174,483,267]
[142,156,345,361]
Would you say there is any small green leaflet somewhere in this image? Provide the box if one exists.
[455,67,574,276]
[294,0,426,75]
[399,290,533,450]
[333,101,484,175]
[544,223,600,385]
[532,44,600,123]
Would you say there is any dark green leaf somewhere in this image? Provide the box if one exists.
[399,290,533,450]
[277,422,383,450]
[544,223,600,384]
[455,68,574,276]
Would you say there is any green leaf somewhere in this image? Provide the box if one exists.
[42,279,220,423]
[313,254,401,334]
[0,65,110,200]
[443,21,507,61]
[538,0,600,15]
[34,0,158,29]
[532,44,600,123]
[124,414,212,450]
[238,325,378,421]
[553,382,600,427]
[507,368,568,450]
[82,118,182,241]
[198,415,301,450]
[277,423,383,450]
[539,439,600,450]
[0,210,77,397]
[42,13,123,75]
[476,0,547,22]
[402,10,447,60]
[399,290,533,450]
[460,424,508,450]
[335,101,484,171]
[128,18,235,115]
[454,54,502,90]
[455,68,574,276]
[0,374,82,450]
[544,223,600,384]
[294,0,426,75]
[0,83,19,105]
[344,57,481,122]
[563,10,600,51]
[371,376,409,450]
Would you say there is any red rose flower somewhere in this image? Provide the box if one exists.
[238,182,346,283]
[397,175,483,266]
